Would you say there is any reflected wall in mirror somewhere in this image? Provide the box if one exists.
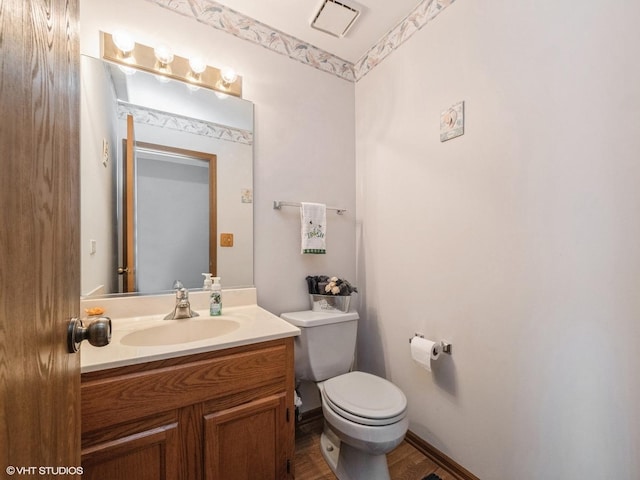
[80,55,254,297]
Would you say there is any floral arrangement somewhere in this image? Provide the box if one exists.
[306,275,358,296]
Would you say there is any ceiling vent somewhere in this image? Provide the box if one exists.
[310,0,361,38]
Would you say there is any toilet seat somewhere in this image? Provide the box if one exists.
[321,371,407,426]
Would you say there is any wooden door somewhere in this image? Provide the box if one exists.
[0,0,81,474]
[203,394,291,480]
[123,114,137,292]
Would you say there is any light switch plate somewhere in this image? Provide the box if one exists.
[241,188,253,203]
[102,139,109,167]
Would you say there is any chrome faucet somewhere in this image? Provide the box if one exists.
[164,283,199,320]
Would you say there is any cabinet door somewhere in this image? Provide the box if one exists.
[204,394,291,480]
[81,422,179,480]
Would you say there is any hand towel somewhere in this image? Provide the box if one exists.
[300,202,326,254]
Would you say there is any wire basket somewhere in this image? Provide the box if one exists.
[309,294,351,313]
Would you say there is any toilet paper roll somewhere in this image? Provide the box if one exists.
[410,337,441,372]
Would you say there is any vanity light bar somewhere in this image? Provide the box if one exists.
[101,31,243,98]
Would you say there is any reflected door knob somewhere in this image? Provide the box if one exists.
[67,317,112,353]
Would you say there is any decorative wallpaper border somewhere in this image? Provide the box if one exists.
[145,0,456,83]
[147,0,355,81]
[118,102,253,145]
[353,0,455,81]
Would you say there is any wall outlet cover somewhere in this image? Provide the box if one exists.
[440,101,464,142]
[220,233,234,247]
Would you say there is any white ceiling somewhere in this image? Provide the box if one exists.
[212,0,423,63]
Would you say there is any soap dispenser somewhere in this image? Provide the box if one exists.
[210,277,222,316]
[202,273,213,291]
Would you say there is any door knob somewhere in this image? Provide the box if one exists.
[117,267,129,274]
[67,317,112,353]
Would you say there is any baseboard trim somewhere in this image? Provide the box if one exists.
[405,431,480,480]
[297,407,323,426]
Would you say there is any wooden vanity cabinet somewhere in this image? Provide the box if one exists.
[80,338,295,480]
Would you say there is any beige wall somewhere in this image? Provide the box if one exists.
[355,1,640,478]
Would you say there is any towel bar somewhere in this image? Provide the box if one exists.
[273,200,346,215]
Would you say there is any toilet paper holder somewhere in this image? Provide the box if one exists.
[409,333,452,355]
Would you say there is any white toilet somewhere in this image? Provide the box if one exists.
[281,310,408,480]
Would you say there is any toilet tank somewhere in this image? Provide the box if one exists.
[281,310,359,382]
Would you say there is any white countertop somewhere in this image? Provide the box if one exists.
[80,302,300,373]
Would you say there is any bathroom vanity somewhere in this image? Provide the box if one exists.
[79,290,299,480]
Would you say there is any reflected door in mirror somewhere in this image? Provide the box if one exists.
[122,140,217,293]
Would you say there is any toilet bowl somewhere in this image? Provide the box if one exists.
[280,310,408,480]
[318,371,409,480]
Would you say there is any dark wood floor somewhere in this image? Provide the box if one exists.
[294,416,460,480]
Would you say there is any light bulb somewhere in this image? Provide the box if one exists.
[220,66,238,85]
[112,30,135,54]
[154,44,174,65]
[189,56,207,75]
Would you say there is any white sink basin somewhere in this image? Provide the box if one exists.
[120,318,240,346]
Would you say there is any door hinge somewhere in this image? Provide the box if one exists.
[287,459,291,474]
[286,407,290,422]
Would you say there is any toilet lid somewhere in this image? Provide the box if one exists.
[322,371,407,426]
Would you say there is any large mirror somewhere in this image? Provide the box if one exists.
[80,55,254,297]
